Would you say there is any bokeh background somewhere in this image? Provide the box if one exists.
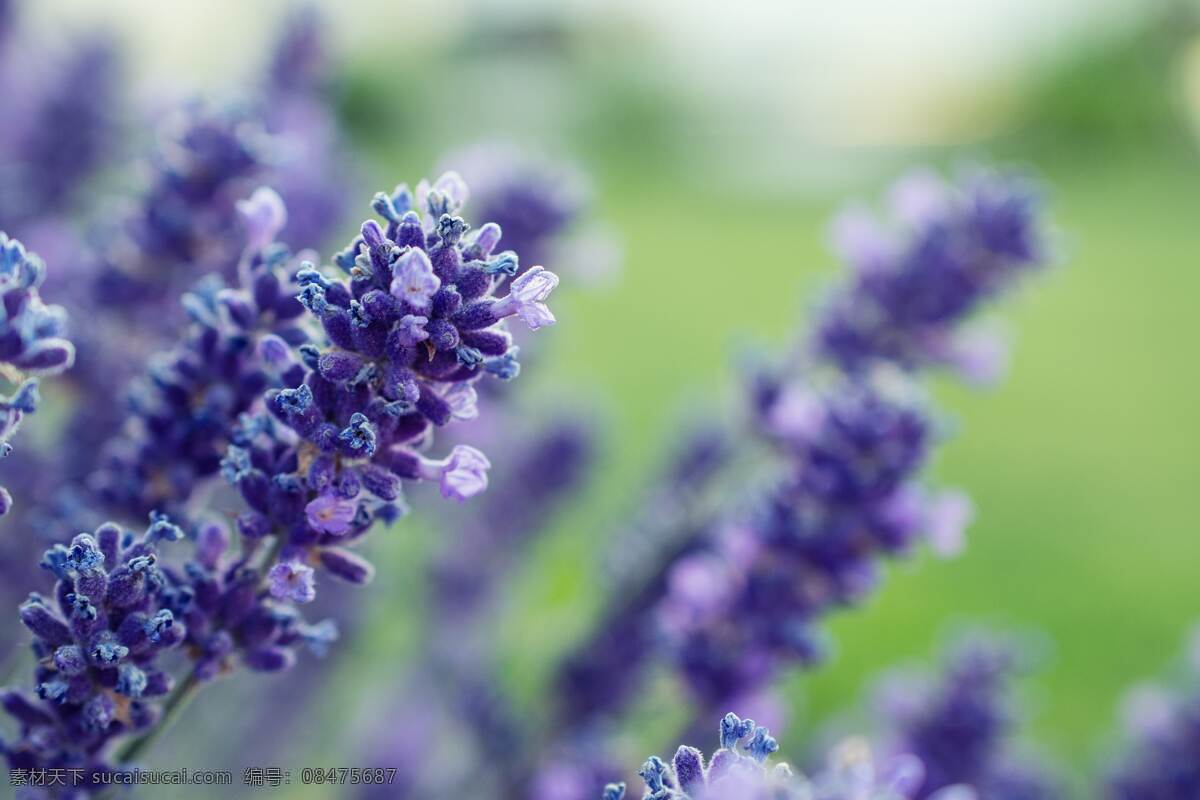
[7,0,1200,795]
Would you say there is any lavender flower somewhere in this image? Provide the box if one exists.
[90,103,272,313]
[659,378,945,707]
[267,561,317,603]
[0,39,119,227]
[816,168,1045,379]
[1105,627,1200,799]
[647,167,1048,714]
[871,635,1058,799]
[0,521,187,787]
[0,234,74,514]
[224,173,559,588]
[522,168,1050,795]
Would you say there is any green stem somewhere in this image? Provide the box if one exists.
[113,671,200,764]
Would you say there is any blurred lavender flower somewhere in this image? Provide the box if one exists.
[660,378,946,708]
[605,713,939,800]
[816,169,1044,382]
[871,634,1059,799]
[90,103,272,315]
[652,167,1048,714]
[1105,626,1200,799]
[0,38,120,233]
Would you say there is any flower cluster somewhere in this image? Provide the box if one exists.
[1105,628,1200,799]
[0,520,187,784]
[90,104,272,314]
[872,635,1058,799]
[225,174,556,590]
[0,233,74,514]
[815,169,1045,380]
[605,713,938,800]
[649,168,1046,711]
[0,167,561,791]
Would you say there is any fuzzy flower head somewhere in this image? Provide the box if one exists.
[264,172,558,533]
[4,521,187,777]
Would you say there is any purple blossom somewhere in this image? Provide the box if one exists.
[390,246,441,311]
[306,492,357,535]
[493,266,559,330]
[268,561,317,603]
[815,168,1046,377]
[416,445,492,501]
